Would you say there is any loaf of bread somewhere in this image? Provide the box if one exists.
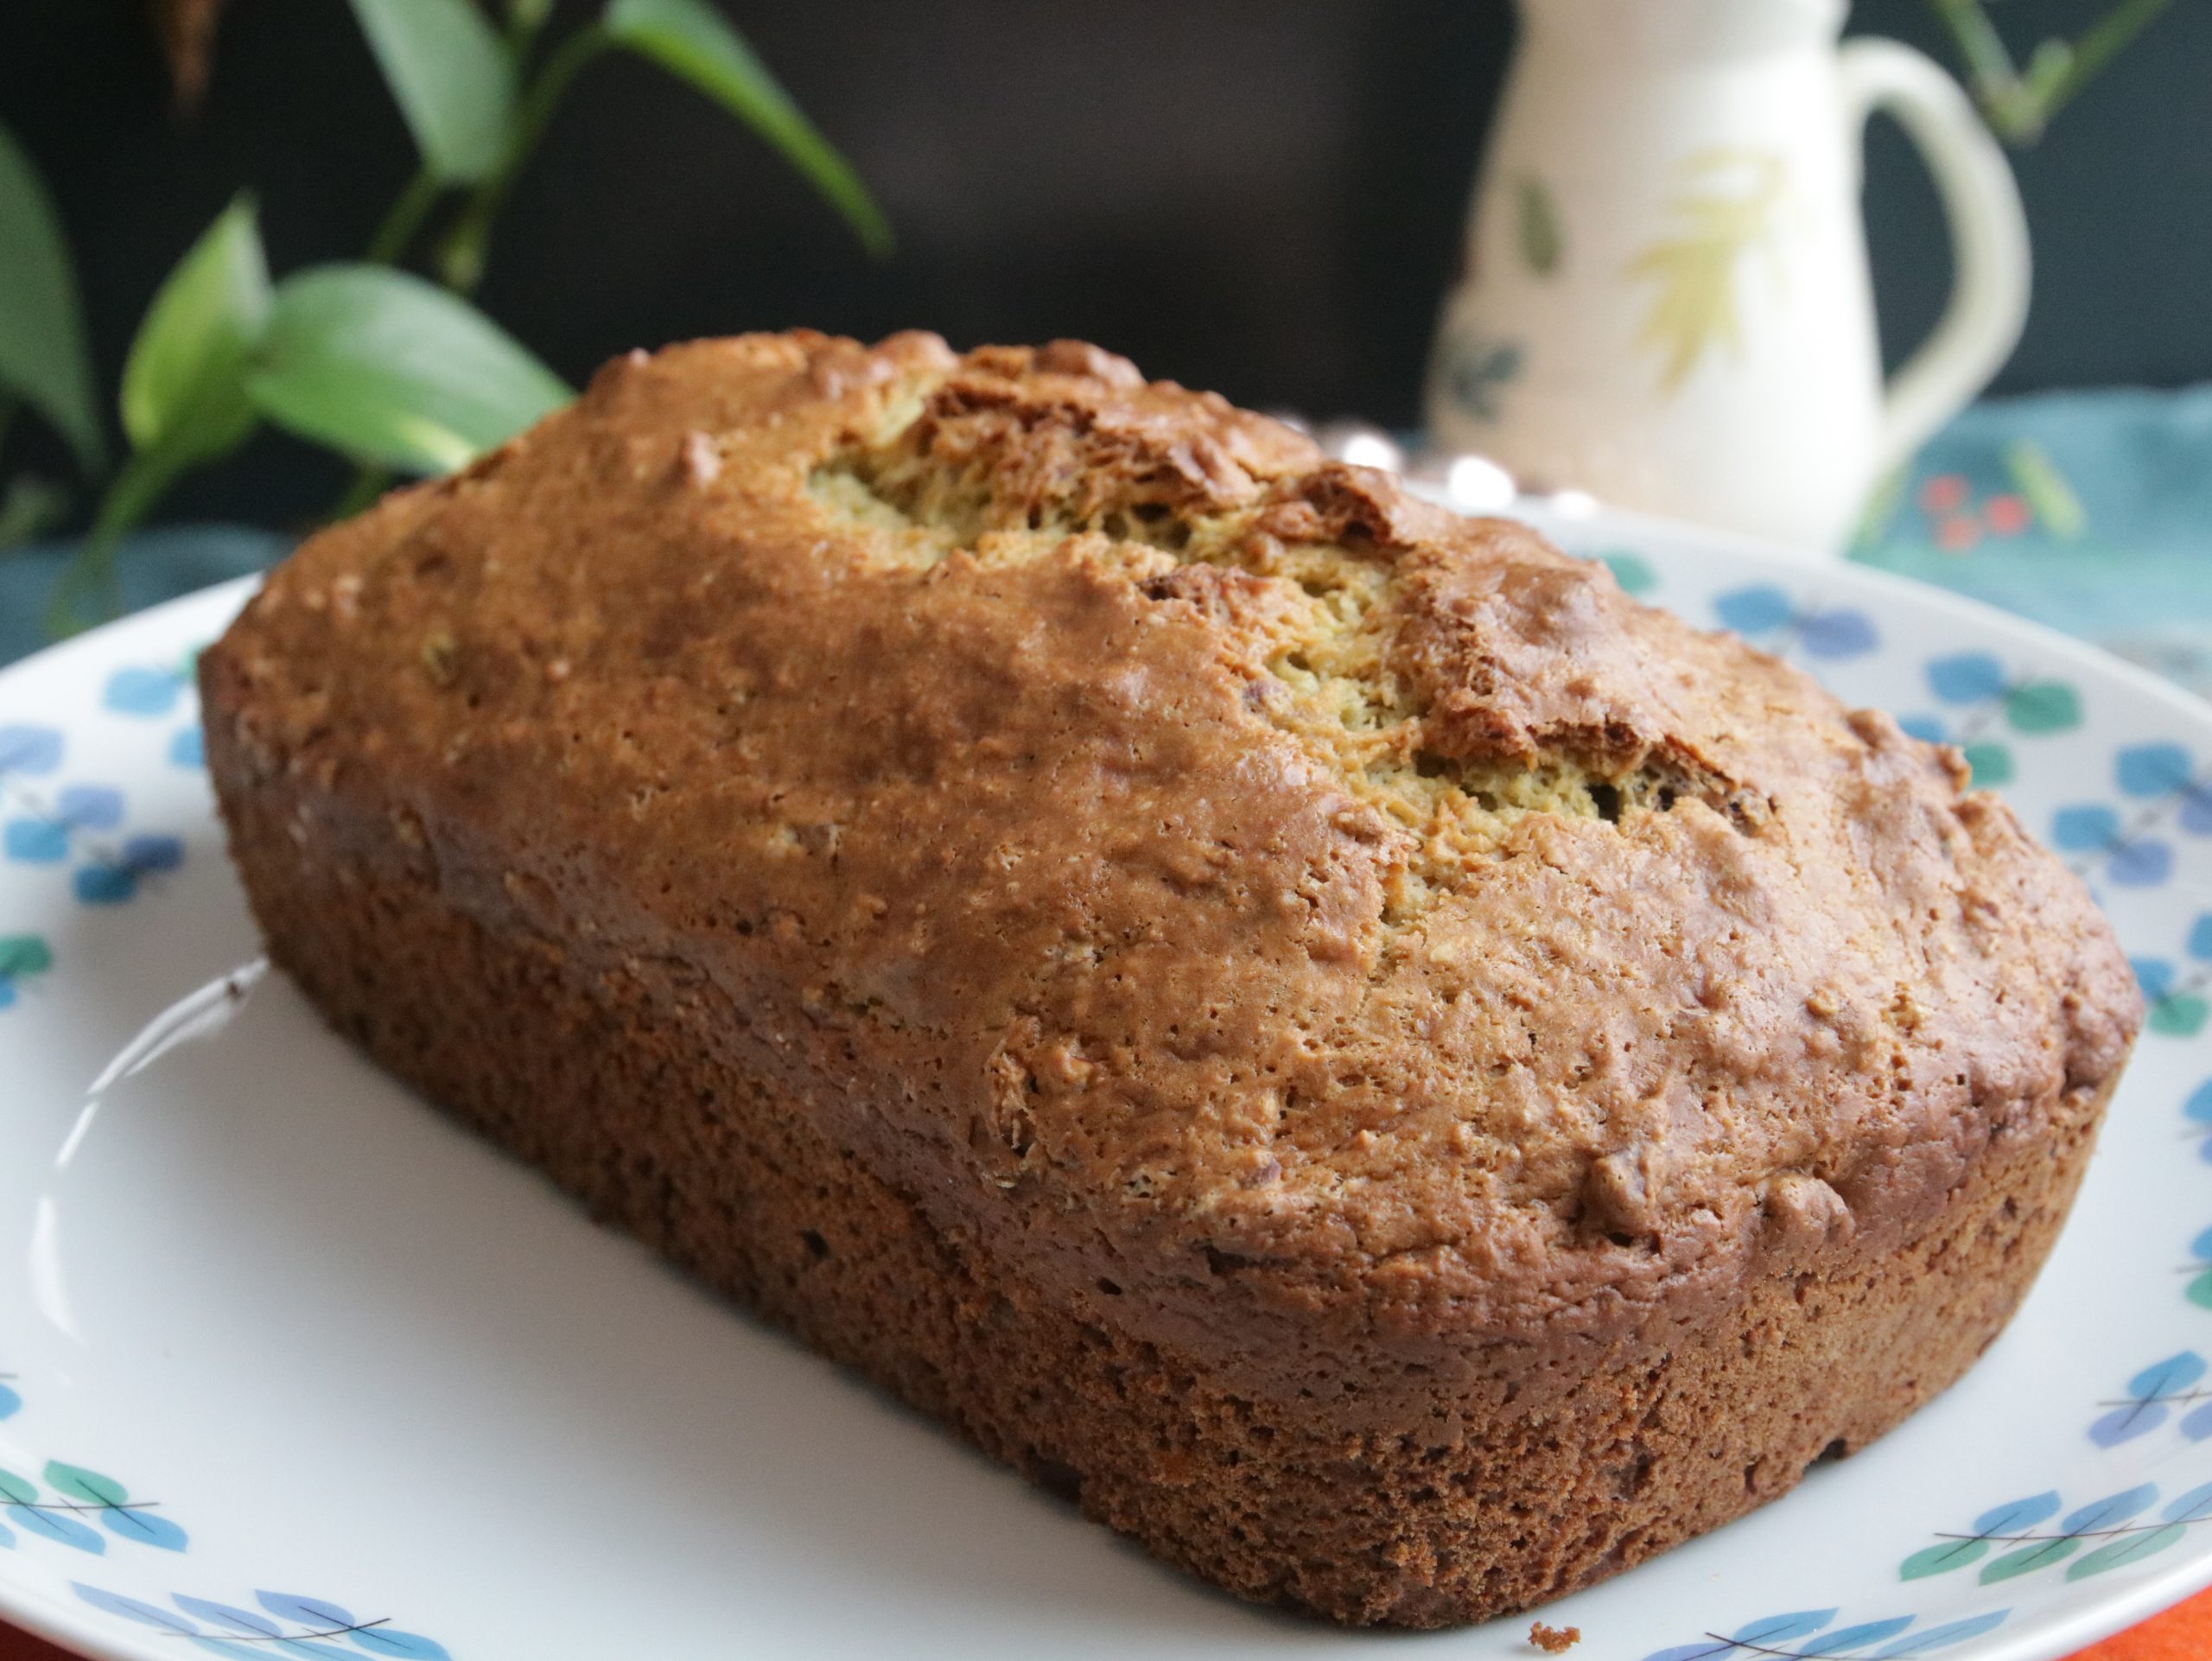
[200,332,2142,1626]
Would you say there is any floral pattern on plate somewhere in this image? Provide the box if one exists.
[73,1584,449,1659]
[1643,1607,2009,1661]
[0,1461,186,1556]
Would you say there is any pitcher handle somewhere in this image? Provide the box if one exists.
[1838,37,2031,474]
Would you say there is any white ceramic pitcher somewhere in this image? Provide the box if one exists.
[1423,0,2030,550]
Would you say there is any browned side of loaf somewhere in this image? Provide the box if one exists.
[206,703,2113,1626]
[199,330,2141,1626]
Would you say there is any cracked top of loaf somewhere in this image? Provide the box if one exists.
[204,330,2141,1381]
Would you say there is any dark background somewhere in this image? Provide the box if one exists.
[3,0,2207,528]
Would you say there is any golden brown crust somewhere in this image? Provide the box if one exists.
[200,330,2143,1622]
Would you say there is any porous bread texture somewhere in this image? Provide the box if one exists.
[200,329,2143,1626]
[810,391,1718,920]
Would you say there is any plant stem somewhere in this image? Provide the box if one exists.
[330,8,582,523]
[1925,0,2174,144]
[329,464,391,522]
[1928,0,2032,138]
[0,475,68,552]
[329,169,447,519]
[331,13,589,521]
[1927,0,2019,88]
[437,25,609,296]
[2035,0,2174,126]
[48,448,183,638]
[505,0,555,61]
[367,166,443,265]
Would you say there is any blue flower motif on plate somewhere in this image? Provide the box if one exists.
[1713,585,1881,661]
[73,1583,451,1660]
[0,725,62,776]
[1643,1606,2008,1659]
[103,666,182,719]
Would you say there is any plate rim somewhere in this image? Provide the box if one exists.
[3,520,2212,1661]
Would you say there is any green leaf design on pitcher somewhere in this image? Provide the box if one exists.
[1516,175,1565,277]
[1625,149,1789,394]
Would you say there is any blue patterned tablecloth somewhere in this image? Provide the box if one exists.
[1853,385,2212,700]
[0,526,286,670]
[2,386,2209,691]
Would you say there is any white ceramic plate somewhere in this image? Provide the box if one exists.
[6,512,2212,1661]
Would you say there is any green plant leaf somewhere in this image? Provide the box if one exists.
[42,1462,127,1507]
[0,120,105,476]
[247,265,570,474]
[0,1467,35,1505]
[63,199,269,638]
[0,474,68,549]
[119,197,271,468]
[348,0,516,184]
[602,0,892,256]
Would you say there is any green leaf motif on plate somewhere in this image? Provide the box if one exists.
[348,0,517,184]
[2152,996,2210,1040]
[1599,551,1656,597]
[248,266,570,474]
[1899,1537,1987,1580]
[1961,741,2013,788]
[43,1462,127,1509]
[2004,679,2082,735]
[0,934,53,978]
[2067,1523,2186,1580]
[1980,1536,2077,1581]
